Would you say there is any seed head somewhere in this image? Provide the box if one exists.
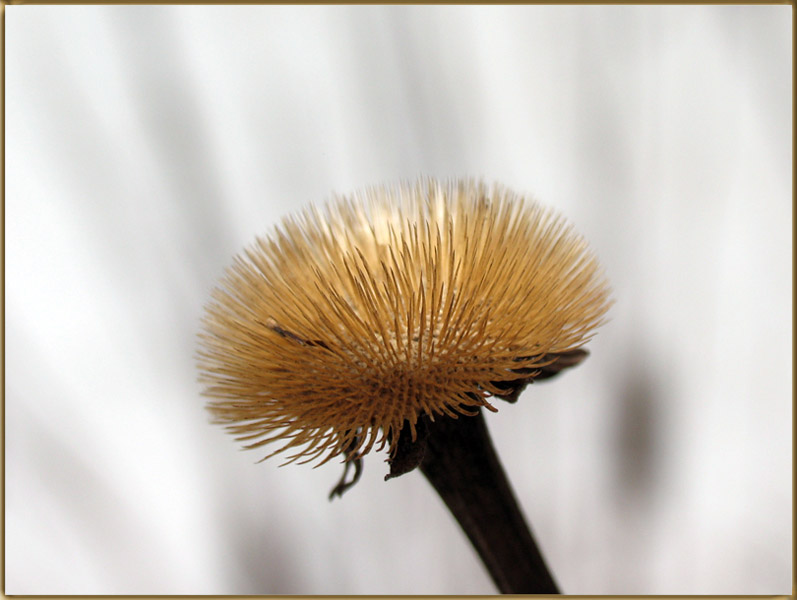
[198,179,610,466]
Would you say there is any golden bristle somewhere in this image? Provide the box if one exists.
[198,178,611,466]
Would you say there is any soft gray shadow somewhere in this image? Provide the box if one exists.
[229,519,306,594]
[611,353,664,509]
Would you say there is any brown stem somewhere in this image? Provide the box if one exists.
[419,409,560,594]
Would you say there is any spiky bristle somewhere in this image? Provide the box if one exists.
[197,178,611,466]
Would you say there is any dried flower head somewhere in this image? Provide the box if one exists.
[198,178,610,466]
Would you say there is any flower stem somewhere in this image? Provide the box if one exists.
[419,409,560,594]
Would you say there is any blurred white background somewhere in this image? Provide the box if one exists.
[5,5,792,595]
